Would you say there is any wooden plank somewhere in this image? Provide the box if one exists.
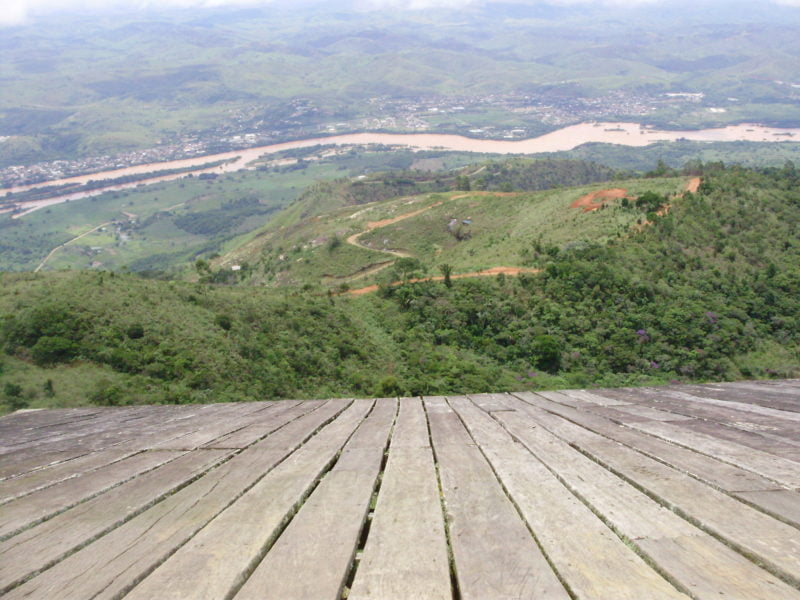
[529,390,789,493]
[595,387,800,442]
[723,381,800,400]
[0,409,103,444]
[627,419,800,488]
[123,399,373,600]
[0,449,186,540]
[635,534,800,600]
[0,406,166,454]
[235,399,396,600]
[0,448,133,504]
[668,383,800,413]
[423,396,569,600]
[606,404,695,422]
[509,395,800,587]
[348,398,451,600]
[143,402,274,450]
[4,399,350,600]
[645,388,800,422]
[0,407,141,450]
[499,396,800,600]
[564,389,632,406]
[0,449,93,481]
[466,392,517,412]
[0,404,214,470]
[0,401,238,500]
[204,400,306,448]
[449,396,688,600]
[0,449,233,593]
[735,489,800,528]
[385,397,432,448]
[677,418,800,462]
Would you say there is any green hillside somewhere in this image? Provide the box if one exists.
[1,164,798,414]
[217,173,686,288]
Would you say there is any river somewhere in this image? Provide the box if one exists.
[2,122,799,217]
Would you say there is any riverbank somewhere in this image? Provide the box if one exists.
[2,122,799,217]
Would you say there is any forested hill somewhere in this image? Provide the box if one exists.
[283,158,620,221]
[1,165,798,412]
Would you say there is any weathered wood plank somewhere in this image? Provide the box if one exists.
[0,449,233,593]
[0,406,168,454]
[500,395,800,600]
[735,489,800,528]
[530,390,789,493]
[647,388,800,422]
[123,400,373,600]
[449,396,689,600]
[677,418,800,462]
[204,400,306,448]
[627,419,800,488]
[424,396,569,600]
[667,383,800,413]
[384,397,432,448]
[348,398,451,600]
[142,402,274,451]
[510,394,800,587]
[4,399,349,600]
[235,399,396,600]
[0,449,93,481]
[0,448,132,504]
[0,449,186,540]
[422,396,475,446]
[594,387,800,444]
[0,404,214,471]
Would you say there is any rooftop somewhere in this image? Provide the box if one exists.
[1,380,799,599]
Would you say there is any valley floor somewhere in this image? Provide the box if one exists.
[1,380,799,598]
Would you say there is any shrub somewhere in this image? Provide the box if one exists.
[215,314,233,331]
[31,336,78,366]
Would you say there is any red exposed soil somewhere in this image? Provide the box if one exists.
[571,188,631,212]
[686,177,702,193]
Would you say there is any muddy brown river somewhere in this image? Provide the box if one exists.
[3,122,799,217]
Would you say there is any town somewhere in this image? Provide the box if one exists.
[0,90,705,189]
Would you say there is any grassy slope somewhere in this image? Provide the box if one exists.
[223,176,686,287]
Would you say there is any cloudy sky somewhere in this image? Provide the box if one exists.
[2,0,799,26]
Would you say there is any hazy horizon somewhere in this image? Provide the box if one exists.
[3,0,800,28]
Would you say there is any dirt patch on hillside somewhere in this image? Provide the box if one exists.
[571,188,630,213]
[344,266,541,296]
[686,177,702,193]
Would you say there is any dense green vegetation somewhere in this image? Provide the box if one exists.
[1,164,797,413]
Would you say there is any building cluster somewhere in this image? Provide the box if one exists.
[2,90,704,188]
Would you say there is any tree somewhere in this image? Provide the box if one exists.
[455,175,471,191]
[439,263,453,288]
[531,335,562,373]
[393,257,424,283]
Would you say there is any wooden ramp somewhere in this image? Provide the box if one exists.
[1,380,799,599]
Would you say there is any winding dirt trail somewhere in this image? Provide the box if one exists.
[341,191,510,278]
[35,222,112,272]
[340,178,701,294]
